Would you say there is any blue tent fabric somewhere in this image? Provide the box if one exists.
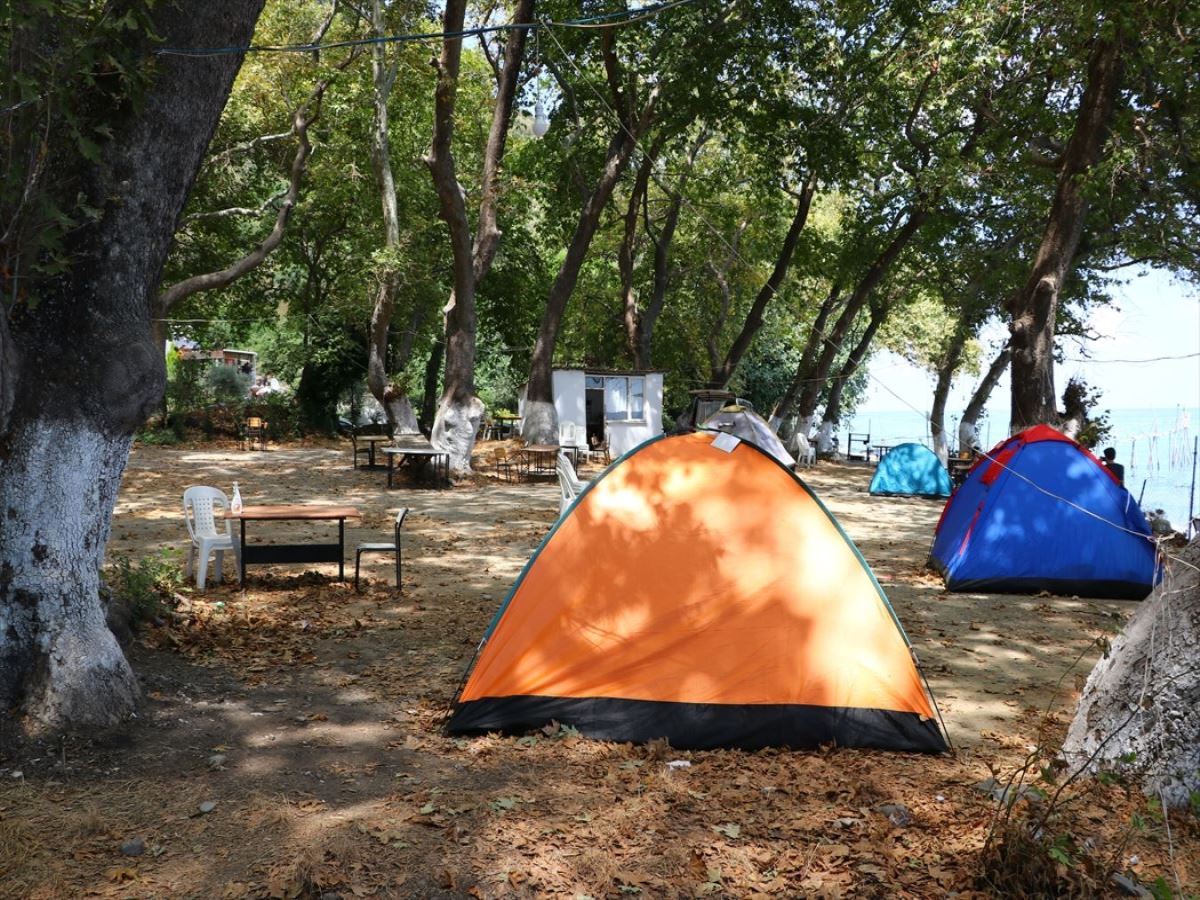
[930,426,1158,600]
[869,443,952,498]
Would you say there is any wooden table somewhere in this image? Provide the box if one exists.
[870,444,894,463]
[382,441,450,488]
[353,434,392,469]
[494,414,521,440]
[520,444,559,478]
[228,504,360,581]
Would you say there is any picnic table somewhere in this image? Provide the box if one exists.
[519,444,558,478]
[494,414,521,440]
[870,444,894,463]
[228,504,361,582]
[948,452,978,488]
[382,435,450,488]
[352,434,392,469]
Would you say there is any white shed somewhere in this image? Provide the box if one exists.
[520,368,664,458]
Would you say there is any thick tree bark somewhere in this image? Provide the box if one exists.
[522,84,660,444]
[428,0,533,474]
[1062,539,1200,808]
[795,209,928,424]
[1007,33,1124,432]
[708,175,816,389]
[959,343,1010,450]
[815,301,887,455]
[0,1,266,728]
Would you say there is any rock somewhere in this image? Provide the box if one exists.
[1112,873,1153,898]
[120,837,145,856]
[207,754,227,769]
[198,800,217,814]
[876,803,912,826]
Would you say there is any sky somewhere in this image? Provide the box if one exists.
[856,266,1200,417]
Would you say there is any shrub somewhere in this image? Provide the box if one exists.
[105,548,185,628]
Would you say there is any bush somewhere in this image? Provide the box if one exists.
[104,548,185,629]
[206,365,251,405]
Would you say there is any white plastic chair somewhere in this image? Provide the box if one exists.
[182,486,241,590]
[557,451,584,517]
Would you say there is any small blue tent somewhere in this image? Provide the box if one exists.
[930,425,1157,600]
[869,443,952,498]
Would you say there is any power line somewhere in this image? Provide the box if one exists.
[153,0,703,57]
[1063,351,1200,364]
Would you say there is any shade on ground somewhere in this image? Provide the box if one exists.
[449,431,946,752]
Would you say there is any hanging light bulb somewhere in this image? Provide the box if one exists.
[532,98,550,138]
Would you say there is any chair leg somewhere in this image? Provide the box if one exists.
[213,549,224,583]
[185,543,194,581]
[394,547,401,593]
[196,546,210,591]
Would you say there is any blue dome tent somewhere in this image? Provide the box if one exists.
[869,442,952,498]
[930,425,1158,600]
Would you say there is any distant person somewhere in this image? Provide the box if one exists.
[1101,447,1124,485]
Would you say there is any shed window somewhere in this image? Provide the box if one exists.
[599,375,646,421]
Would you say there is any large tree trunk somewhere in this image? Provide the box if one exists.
[708,176,816,389]
[428,0,533,475]
[959,343,1010,451]
[0,1,266,728]
[1007,33,1124,432]
[522,87,660,444]
[796,209,928,424]
[1062,539,1200,808]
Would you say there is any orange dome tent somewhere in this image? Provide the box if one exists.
[448,431,946,752]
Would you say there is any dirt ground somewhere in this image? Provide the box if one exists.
[1,439,1195,898]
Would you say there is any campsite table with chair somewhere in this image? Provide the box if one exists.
[227,504,361,582]
[494,414,521,439]
[947,452,977,488]
[352,434,392,470]
[382,437,450,488]
[519,444,558,478]
[870,444,893,463]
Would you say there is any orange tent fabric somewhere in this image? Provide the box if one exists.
[449,431,945,752]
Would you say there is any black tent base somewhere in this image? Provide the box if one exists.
[944,575,1153,601]
[447,695,947,754]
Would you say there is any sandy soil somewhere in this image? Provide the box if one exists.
[0,440,1192,898]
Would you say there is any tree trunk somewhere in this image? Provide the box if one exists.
[930,322,971,464]
[0,1,266,728]
[796,209,928,423]
[1007,33,1124,432]
[1062,539,1200,809]
[816,302,887,454]
[522,88,660,444]
[365,0,413,434]
[769,281,843,431]
[620,152,656,366]
[428,0,533,474]
[624,130,703,369]
[708,176,816,389]
[959,344,1010,450]
[419,340,444,436]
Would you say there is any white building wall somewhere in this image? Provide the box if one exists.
[606,372,663,457]
[552,370,586,429]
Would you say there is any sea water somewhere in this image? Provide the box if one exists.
[842,406,1200,531]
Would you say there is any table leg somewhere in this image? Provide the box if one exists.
[239,518,246,581]
[338,518,345,581]
[387,453,393,489]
